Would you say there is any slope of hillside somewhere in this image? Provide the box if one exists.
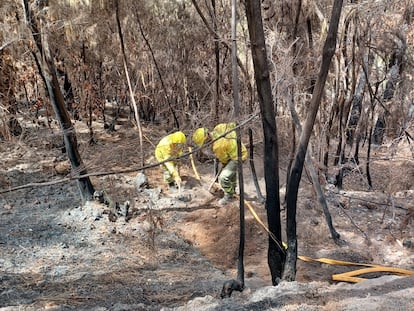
[1,120,413,310]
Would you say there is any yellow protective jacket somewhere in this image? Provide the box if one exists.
[212,123,237,139]
[212,123,247,165]
[155,131,186,178]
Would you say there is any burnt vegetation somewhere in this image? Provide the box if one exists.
[0,0,414,308]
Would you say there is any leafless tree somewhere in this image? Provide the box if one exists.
[284,0,344,281]
[22,0,95,201]
[245,0,285,285]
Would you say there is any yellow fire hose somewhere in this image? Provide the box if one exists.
[239,197,414,283]
[297,255,414,282]
[242,198,286,253]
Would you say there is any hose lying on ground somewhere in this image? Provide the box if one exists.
[240,196,414,283]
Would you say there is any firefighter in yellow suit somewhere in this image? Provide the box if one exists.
[192,123,247,204]
[155,131,187,190]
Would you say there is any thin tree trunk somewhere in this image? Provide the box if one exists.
[323,93,341,177]
[366,125,373,188]
[285,0,302,202]
[287,93,341,244]
[307,146,341,244]
[285,120,296,204]
[334,17,357,169]
[115,1,144,167]
[248,129,265,202]
[22,0,95,201]
[373,34,406,145]
[346,67,366,146]
[133,5,179,129]
[284,0,343,281]
[245,0,285,286]
[80,42,95,145]
[190,0,254,105]
[212,0,220,121]
[231,0,245,289]
[361,59,382,190]
[221,0,245,298]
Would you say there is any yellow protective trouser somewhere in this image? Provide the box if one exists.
[218,160,238,195]
[161,161,178,184]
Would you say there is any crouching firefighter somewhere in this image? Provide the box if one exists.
[192,123,247,205]
[155,131,187,191]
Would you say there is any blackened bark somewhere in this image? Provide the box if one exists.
[287,94,341,244]
[346,71,366,145]
[248,129,265,203]
[23,0,95,201]
[284,0,343,281]
[212,0,220,121]
[373,33,406,145]
[232,0,245,290]
[221,0,246,297]
[133,5,179,130]
[245,0,285,285]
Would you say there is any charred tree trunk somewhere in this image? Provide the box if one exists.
[334,14,358,170]
[285,120,296,203]
[115,0,145,167]
[22,0,95,201]
[323,92,344,179]
[334,63,367,181]
[190,0,254,109]
[212,0,220,121]
[133,4,179,129]
[284,0,343,281]
[248,129,265,203]
[221,0,245,298]
[232,0,245,292]
[287,94,341,244]
[80,42,95,145]
[285,0,302,204]
[346,68,366,146]
[245,0,285,285]
[362,62,382,190]
[373,34,406,145]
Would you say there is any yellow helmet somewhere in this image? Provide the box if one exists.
[170,131,187,144]
[192,127,209,147]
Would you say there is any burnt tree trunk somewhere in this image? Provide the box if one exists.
[245,0,285,285]
[133,4,179,130]
[285,0,302,205]
[212,0,220,121]
[346,67,366,146]
[23,0,94,201]
[284,0,343,281]
[248,128,265,203]
[116,1,145,167]
[287,94,341,244]
[221,0,246,298]
[373,33,406,145]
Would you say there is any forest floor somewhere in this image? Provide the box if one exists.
[1,115,414,310]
